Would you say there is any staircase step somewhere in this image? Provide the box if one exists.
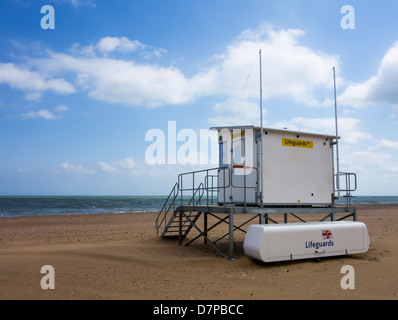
[160,208,203,238]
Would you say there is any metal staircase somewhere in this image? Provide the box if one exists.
[159,209,203,238]
[155,182,205,239]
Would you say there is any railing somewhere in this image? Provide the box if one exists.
[155,182,178,237]
[230,166,258,209]
[177,166,230,210]
[155,181,207,237]
[177,165,258,209]
[335,172,357,207]
[204,174,218,206]
[187,182,205,206]
[157,168,357,235]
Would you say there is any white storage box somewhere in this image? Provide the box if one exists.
[243,221,369,263]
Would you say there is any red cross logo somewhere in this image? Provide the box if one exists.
[322,230,333,240]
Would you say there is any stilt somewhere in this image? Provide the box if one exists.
[204,212,208,244]
[229,209,234,261]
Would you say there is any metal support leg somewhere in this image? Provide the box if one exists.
[204,212,208,244]
[178,209,182,245]
[229,209,234,261]
[182,211,225,258]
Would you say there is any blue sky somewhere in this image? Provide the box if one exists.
[0,0,397,196]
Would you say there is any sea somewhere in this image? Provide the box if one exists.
[0,195,397,218]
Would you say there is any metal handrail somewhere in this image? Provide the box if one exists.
[178,166,231,209]
[204,174,218,206]
[187,182,205,207]
[229,166,258,210]
[157,167,357,236]
[337,172,357,192]
[155,182,178,236]
[335,172,357,207]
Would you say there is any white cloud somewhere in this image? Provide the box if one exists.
[270,116,371,144]
[25,92,42,101]
[22,25,339,108]
[96,37,145,55]
[339,41,398,108]
[99,157,136,172]
[373,139,398,151]
[332,135,398,194]
[59,163,95,174]
[54,104,69,112]
[64,0,96,7]
[0,62,75,97]
[72,36,167,59]
[98,161,118,173]
[22,109,57,120]
[99,154,218,178]
[194,24,340,106]
[201,24,341,127]
[20,104,69,120]
[351,151,398,175]
[207,97,265,127]
[40,52,192,107]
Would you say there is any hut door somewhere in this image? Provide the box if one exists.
[231,138,257,204]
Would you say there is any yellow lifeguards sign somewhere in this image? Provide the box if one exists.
[282,138,313,149]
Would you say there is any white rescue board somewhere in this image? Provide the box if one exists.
[243,221,369,263]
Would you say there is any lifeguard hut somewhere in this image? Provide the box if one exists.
[155,124,359,260]
[155,55,364,261]
[214,125,338,206]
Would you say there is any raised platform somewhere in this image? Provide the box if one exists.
[159,204,357,260]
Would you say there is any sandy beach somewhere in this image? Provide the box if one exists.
[0,203,397,300]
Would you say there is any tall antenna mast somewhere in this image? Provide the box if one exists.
[259,49,264,205]
[333,66,340,200]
